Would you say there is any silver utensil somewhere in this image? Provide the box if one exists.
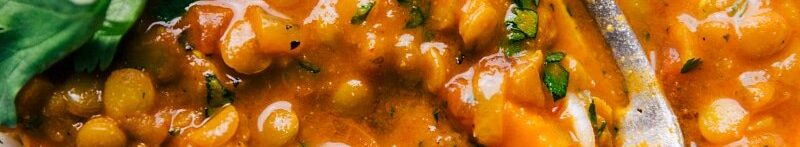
[582,0,684,146]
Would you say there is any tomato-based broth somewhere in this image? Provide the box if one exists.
[8,0,631,146]
[618,0,800,146]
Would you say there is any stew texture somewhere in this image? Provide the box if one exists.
[619,0,800,146]
[4,0,796,146]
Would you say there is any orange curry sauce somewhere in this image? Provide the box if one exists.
[619,0,800,146]
[8,0,644,146]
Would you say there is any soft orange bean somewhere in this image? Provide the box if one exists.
[219,18,272,74]
[255,101,299,146]
[103,68,156,119]
[186,105,240,146]
[77,117,127,147]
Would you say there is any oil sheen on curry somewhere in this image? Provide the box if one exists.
[618,0,800,146]
[1,0,795,146]
[5,0,628,146]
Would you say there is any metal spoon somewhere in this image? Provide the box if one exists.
[582,0,684,146]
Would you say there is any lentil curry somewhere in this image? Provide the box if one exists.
[0,0,797,146]
[619,0,800,146]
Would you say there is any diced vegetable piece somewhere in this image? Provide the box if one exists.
[256,101,299,146]
[472,54,512,145]
[513,8,538,38]
[77,117,127,147]
[421,43,448,92]
[459,0,499,48]
[504,50,547,107]
[186,105,240,146]
[351,0,376,24]
[473,93,505,145]
[103,68,156,119]
[428,0,458,30]
[441,69,477,127]
[502,103,573,146]
[680,58,702,73]
[180,5,234,54]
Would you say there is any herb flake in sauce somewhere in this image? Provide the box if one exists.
[680,58,702,73]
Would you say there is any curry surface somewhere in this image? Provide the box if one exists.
[619,0,800,146]
[5,0,631,146]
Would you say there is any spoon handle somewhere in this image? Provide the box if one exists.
[582,0,684,146]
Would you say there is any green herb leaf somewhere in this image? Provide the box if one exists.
[73,0,147,72]
[299,61,321,73]
[588,99,607,138]
[205,73,234,116]
[514,0,537,10]
[596,121,607,138]
[504,7,538,42]
[152,0,195,21]
[406,5,425,28]
[542,62,569,100]
[680,58,702,73]
[513,8,538,38]
[503,42,524,56]
[0,0,112,126]
[588,100,597,127]
[507,29,526,42]
[545,52,565,63]
[351,0,376,24]
[432,109,440,122]
[726,0,748,17]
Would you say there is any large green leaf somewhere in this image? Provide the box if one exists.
[73,0,147,72]
[0,0,111,126]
